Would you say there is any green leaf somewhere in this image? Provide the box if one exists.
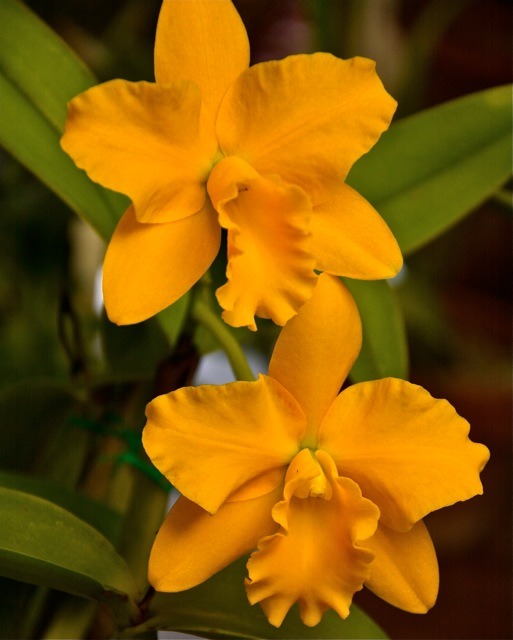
[157,293,192,349]
[0,577,36,639]
[0,487,140,625]
[395,0,475,115]
[344,279,408,382]
[0,0,126,240]
[100,314,171,382]
[0,470,122,544]
[0,379,77,473]
[348,85,513,254]
[98,294,191,384]
[131,558,387,639]
[39,594,99,640]
[0,0,93,131]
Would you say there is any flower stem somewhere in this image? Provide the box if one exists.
[191,297,255,382]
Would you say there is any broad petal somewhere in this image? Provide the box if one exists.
[143,375,305,514]
[245,450,378,628]
[149,489,280,592]
[319,378,490,531]
[217,54,396,205]
[103,203,220,325]
[365,521,439,613]
[312,183,402,279]
[269,275,361,445]
[61,80,216,223]
[155,0,249,133]
[207,156,317,330]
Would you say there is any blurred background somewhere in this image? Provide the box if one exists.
[0,0,511,638]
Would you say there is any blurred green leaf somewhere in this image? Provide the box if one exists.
[0,0,126,239]
[349,85,512,254]
[0,487,140,625]
[0,379,77,473]
[100,314,171,382]
[98,294,191,383]
[157,293,191,349]
[115,475,169,597]
[40,594,98,640]
[396,0,476,115]
[129,557,387,639]
[344,279,408,382]
[0,0,92,131]
[0,577,35,639]
[0,470,122,544]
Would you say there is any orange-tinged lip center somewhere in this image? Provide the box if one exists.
[285,448,334,501]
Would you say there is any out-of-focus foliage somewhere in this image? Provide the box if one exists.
[349,84,512,255]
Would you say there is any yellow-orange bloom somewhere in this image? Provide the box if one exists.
[61,0,402,330]
[142,275,489,627]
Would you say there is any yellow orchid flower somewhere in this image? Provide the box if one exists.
[142,274,489,627]
[61,0,402,330]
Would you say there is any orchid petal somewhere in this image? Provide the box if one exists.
[365,521,439,613]
[62,80,216,223]
[312,182,402,279]
[103,203,220,325]
[269,275,361,444]
[245,450,378,627]
[143,375,305,515]
[319,378,490,531]
[149,489,279,592]
[217,54,396,205]
[155,0,249,133]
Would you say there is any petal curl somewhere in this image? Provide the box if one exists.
[103,203,220,325]
[62,80,216,223]
[312,183,402,279]
[207,156,317,330]
[269,275,361,446]
[245,450,378,628]
[217,54,396,205]
[149,489,280,592]
[155,0,249,133]
[143,375,305,514]
[319,378,490,531]
[365,521,439,613]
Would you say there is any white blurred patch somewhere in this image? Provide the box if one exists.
[192,347,268,386]
[159,633,201,640]
[92,266,104,316]
[388,263,409,288]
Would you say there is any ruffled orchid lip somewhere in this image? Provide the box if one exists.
[246,447,379,627]
[207,156,318,330]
